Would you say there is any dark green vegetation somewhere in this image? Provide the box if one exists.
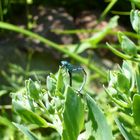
[1,0,140,140]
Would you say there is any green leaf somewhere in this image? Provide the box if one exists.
[108,15,119,28]
[62,86,84,140]
[121,61,135,91]
[130,10,140,33]
[108,71,117,87]
[25,79,41,100]
[86,94,113,140]
[55,68,65,94]
[0,116,16,139]
[130,0,140,8]
[118,31,124,43]
[0,90,7,97]
[66,42,91,54]
[117,73,130,93]
[13,122,38,140]
[121,61,132,81]
[46,73,56,95]
[119,34,137,56]
[115,118,135,140]
[13,100,48,127]
[9,63,24,74]
[85,16,119,46]
[104,87,130,108]
[0,116,16,130]
[136,72,140,93]
[133,94,140,126]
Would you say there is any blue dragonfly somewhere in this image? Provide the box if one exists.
[61,61,86,93]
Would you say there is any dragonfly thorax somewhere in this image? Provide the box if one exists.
[61,61,73,72]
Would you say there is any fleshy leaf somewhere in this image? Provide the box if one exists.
[55,67,65,94]
[13,101,48,127]
[13,122,38,140]
[119,34,137,56]
[130,10,140,33]
[132,94,140,126]
[86,94,113,140]
[117,73,130,93]
[115,118,135,140]
[62,86,84,140]
[25,79,41,100]
[46,73,56,95]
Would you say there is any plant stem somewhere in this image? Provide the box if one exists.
[0,0,3,21]
[106,43,131,59]
[38,100,53,122]
[104,86,131,108]
[111,11,130,15]
[119,112,134,126]
[107,43,140,62]
[0,21,107,79]
[100,0,118,21]
[52,29,140,40]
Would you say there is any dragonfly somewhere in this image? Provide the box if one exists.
[61,61,87,93]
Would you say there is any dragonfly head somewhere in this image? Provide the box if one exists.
[61,61,69,67]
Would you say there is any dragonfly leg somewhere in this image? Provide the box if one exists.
[71,66,87,93]
[78,69,87,93]
[68,71,72,86]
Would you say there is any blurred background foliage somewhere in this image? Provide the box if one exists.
[0,0,140,139]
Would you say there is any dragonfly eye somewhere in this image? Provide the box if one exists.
[61,61,68,67]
